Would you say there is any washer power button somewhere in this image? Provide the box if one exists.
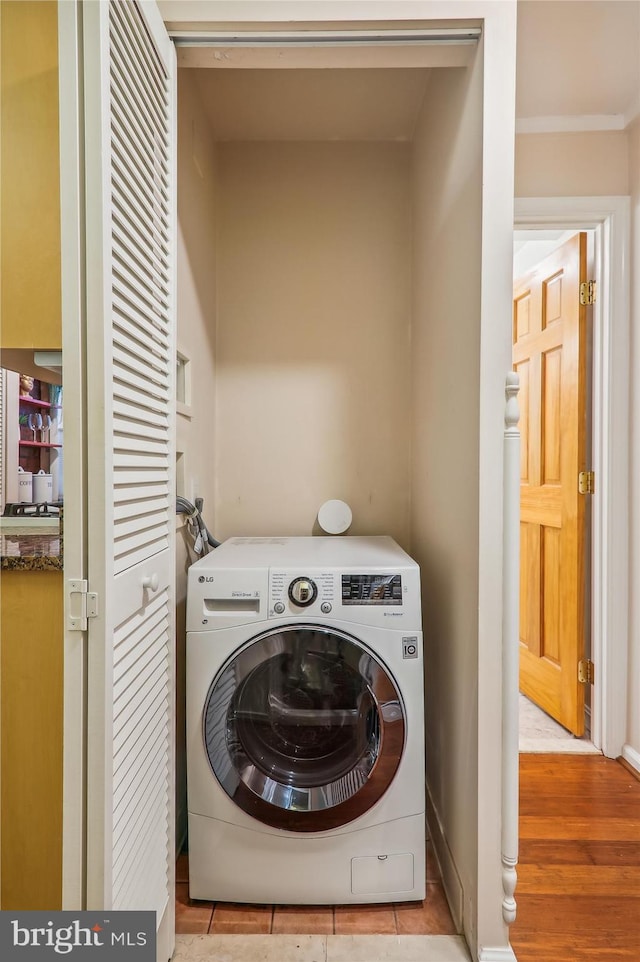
[274,601,286,614]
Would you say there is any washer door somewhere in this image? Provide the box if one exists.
[203,625,406,832]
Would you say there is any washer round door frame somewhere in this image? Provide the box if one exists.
[202,623,406,833]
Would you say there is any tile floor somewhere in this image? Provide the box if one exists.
[173,933,471,962]
[175,842,456,936]
[518,693,600,754]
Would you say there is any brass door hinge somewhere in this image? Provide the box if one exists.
[578,658,595,685]
[580,280,596,305]
[578,470,595,495]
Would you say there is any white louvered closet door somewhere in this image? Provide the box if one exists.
[82,2,176,957]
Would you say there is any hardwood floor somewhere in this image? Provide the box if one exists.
[511,754,640,962]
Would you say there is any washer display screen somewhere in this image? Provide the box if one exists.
[341,574,402,605]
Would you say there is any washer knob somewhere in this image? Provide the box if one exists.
[288,577,318,607]
[273,601,286,614]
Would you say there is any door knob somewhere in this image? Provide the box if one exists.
[142,573,159,592]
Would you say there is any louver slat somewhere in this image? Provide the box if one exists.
[114,305,166,352]
[113,703,167,824]
[113,235,169,313]
[110,33,168,148]
[109,94,168,198]
[113,483,169,506]
[111,160,168,255]
[113,342,168,387]
[113,272,168,337]
[113,217,169,303]
[113,396,167,429]
[111,2,166,113]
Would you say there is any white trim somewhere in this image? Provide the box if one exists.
[58,0,87,911]
[139,0,175,64]
[157,0,511,22]
[83,0,113,908]
[477,949,518,962]
[2,371,20,505]
[501,374,520,926]
[476,5,518,956]
[514,197,631,761]
[516,114,626,135]
[426,781,463,934]
[621,744,640,776]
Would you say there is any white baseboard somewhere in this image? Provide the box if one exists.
[426,781,463,932]
[621,743,640,775]
[478,948,518,962]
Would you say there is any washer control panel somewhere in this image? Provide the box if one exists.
[268,569,411,622]
[187,537,422,631]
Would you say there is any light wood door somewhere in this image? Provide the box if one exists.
[513,233,588,736]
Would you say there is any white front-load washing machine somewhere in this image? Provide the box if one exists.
[186,536,425,904]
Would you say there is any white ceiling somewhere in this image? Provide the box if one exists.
[517,1,640,125]
[193,68,430,142]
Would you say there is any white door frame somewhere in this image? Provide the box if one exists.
[58,0,88,909]
[514,196,630,758]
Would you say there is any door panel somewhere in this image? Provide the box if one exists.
[514,233,588,735]
[80,1,176,955]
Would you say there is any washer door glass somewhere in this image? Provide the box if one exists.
[203,625,405,832]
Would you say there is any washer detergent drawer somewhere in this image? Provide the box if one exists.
[351,853,414,895]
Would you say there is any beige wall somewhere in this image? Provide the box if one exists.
[410,64,483,942]
[175,71,219,845]
[515,130,630,197]
[215,141,412,543]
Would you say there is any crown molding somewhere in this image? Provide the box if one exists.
[516,113,625,135]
